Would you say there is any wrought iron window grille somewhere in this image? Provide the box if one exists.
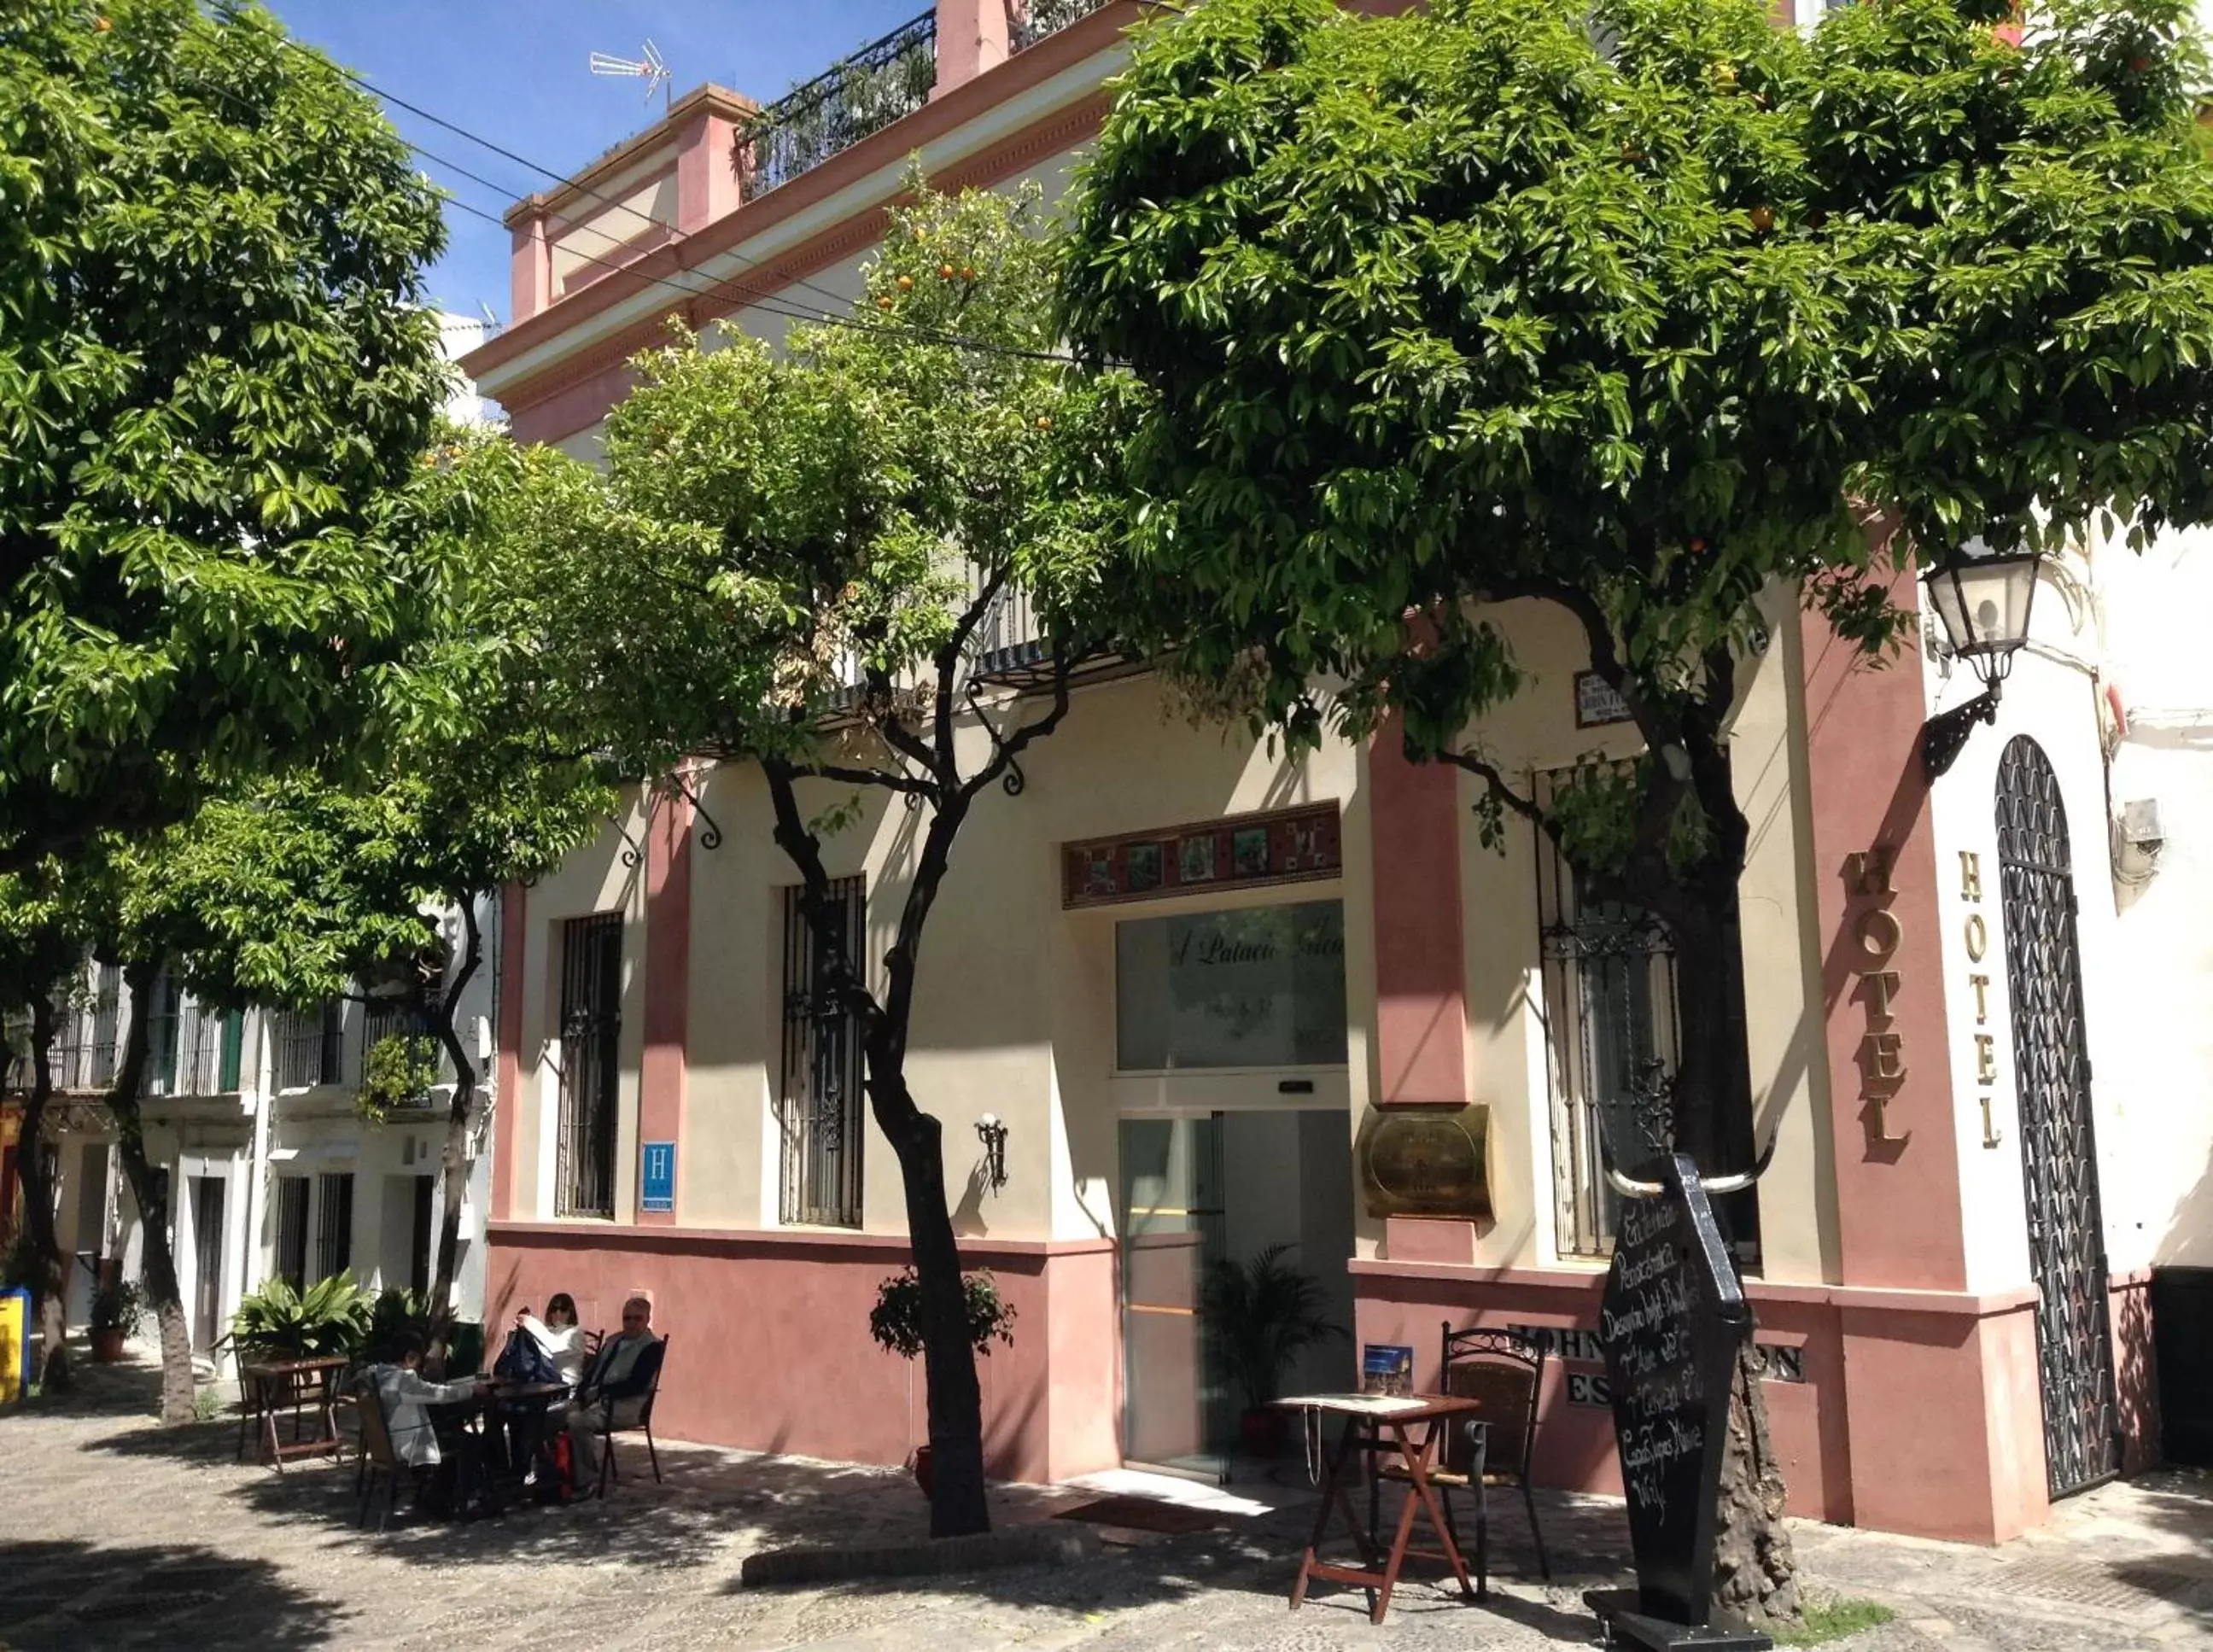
[555,914,624,1219]
[778,878,868,1228]
[737,12,938,201]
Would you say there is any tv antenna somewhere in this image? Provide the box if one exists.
[590,39,670,108]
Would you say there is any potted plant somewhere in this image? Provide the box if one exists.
[1200,1243,1346,1459]
[868,1268,1017,1496]
[358,1032,440,1124]
[89,1278,146,1363]
[225,1274,374,1365]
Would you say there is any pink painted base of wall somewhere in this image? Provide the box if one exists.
[486,1225,1120,1483]
[2111,1275,2161,1478]
[1351,1260,2085,1544]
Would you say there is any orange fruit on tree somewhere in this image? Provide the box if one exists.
[1749,205,1774,232]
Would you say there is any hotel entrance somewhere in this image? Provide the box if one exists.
[1109,892,1358,1482]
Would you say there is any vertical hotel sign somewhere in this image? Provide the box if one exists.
[1845,846,1909,1144]
[1960,852,2003,1147]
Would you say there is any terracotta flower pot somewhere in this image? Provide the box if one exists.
[1241,1406,1289,1461]
[91,1329,127,1363]
[911,1445,934,1497]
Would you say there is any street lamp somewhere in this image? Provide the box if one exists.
[1919,539,2042,779]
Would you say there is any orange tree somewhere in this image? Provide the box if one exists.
[1060,0,2213,1620]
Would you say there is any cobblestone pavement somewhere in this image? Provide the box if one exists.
[3,1355,2210,1652]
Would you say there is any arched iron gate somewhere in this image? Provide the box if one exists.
[1995,735,2121,1498]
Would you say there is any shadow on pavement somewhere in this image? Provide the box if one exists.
[0,1539,353,1650]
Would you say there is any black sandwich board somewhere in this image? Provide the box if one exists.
[1584,1153,1772,1652]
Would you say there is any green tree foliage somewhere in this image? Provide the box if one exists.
[520,173,1119,1538]
[0,0,452,871]
[1060,0,2213,1620]
[105,435,612,1325]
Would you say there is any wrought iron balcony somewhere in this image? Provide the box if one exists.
[738,11,939,201]
[1011,0,1114,51]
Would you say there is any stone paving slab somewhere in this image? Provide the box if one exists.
[3,1354,2210,1651]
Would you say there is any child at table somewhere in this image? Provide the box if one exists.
[371,1332,491,1516]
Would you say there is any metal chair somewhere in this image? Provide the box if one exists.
[1370,1324,1550,1597]
[593,1334,669,1497]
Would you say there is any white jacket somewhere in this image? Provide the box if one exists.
[519,1316,587,1387]
[372,1365,479,1468]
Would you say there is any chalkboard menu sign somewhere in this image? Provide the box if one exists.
[1598,1153,1752,1631]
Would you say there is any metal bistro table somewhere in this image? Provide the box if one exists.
[1280,1392,1486,1626]
[238,1357,351,1470]
[428,1380,572,1515]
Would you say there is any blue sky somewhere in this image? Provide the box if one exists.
[266,3,931,324]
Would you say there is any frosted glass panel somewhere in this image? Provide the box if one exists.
[1115,902,1347,1071]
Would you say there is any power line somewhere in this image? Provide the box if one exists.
[188,31,1088,368]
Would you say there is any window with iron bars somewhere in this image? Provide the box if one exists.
[359,996,445,1093]
[778,878,867,1228]
[556,914,623,1219]
[272,1001,342,1091]
[313,1171,354,1281]
[1533,767,1760,1266]
[49,966,120,1093]
[1534,768,1683,1260]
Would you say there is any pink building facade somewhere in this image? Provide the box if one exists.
[464,0,2181,1545]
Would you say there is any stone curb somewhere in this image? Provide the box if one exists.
[739,1520,1102,1588]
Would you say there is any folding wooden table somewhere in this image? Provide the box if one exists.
[1279,1392,1485,1626]
[238,1356,350,1470]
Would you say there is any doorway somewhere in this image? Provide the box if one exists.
[1118,1110,1356,1481]
[1995,735,2120,1497]
[189,1175,225,1350]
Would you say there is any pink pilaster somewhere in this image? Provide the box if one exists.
[675,109,741,233]
[637,783,694,1225]
[1369,717,1469,1109]
[510,214,551,324]
[933,0,1013,100]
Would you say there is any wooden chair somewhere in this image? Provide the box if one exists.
[1370,1325,1550,1597]
[592,1335,669,1497]
[352,1373,419,1532]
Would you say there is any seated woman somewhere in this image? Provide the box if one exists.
[513,1293,588,1387]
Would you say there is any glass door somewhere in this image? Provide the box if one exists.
[1118,1115,1229,1481]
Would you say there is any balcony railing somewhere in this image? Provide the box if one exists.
[738,11,938,201]
[272,1003,342,1091]
[360,1001,449,1091]
[1011,0,1113,51]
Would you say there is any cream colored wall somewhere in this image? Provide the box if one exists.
[1445,593,1832,1281]
[636,669,1365,1246]
[510,787,649,1223]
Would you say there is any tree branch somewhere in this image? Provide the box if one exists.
[791,761,937,798]
[1437,746,1566,852]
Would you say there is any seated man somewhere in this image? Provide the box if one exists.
[371,1332,492,1515]
[565,1294,662,1491]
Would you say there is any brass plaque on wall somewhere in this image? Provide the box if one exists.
[1356,1104,1492,1222]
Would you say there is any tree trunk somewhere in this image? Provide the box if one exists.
[1714,1340,1799,1627]
[426,899,487,1317]
[19,1001,71,1391]
[1665,882,1799,1627]
[106,960,195,1424]
[876,1061,991,1538]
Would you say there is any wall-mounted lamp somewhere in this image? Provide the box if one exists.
[1920,540,2042,779]
[976,1112,1008,1194]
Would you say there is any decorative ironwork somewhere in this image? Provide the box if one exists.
[1923,686,2002,779]
[666,771,724,851]
[555,914,623,1218]
[738,12,937,201]
[1012,0,1114,52]
[608,812,646,870]
[360,998,445,1091]
[778,878,867,1227]
[1533,772,1681,1259]
[1996,734,2121,1498]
